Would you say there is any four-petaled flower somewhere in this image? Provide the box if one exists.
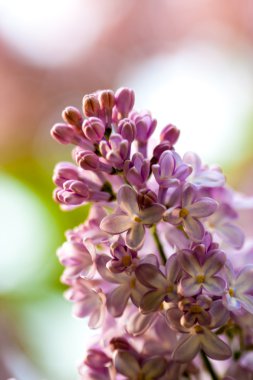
[100,185,165,250]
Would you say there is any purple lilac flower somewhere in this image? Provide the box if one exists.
[164,183,218,242]
[100,185,165,250]
[51,87,253,380]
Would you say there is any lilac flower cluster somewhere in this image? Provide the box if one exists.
[51,88,253,379]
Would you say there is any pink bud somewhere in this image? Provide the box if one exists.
[115,87,135,117]
[98,90,115,111]
[82,94,100,117]
[51,123,75,144]
[82,117,105,143]
[75,150,99,170]
[62,106,83,128]
[160,124,180,145]
[153,141,173,161]
[118,118,136,142]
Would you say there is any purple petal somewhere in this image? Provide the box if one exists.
[126,312,157,336]
[209,300,230,328]
[140,290,166,313]
[218,222,245,249]
[140,204,165,224]
[201,329,231,360]
[118,185,139,215]
[96,255,119,283]
[142,357,167,377]
[180,276,201,296]
[203,276,226,296]
[179,250,201,276]
[126,223,145,250]
[165,253,180,282]
[203,252,226,277]
[163,208,181,225]
[188,198,218,218]
[238,294,253,314]
[135,264,167,288]
[236,265,253,292]
[107,284,130,317]
[172,334,200,362]
[182,184,196,207]
[100,214,132,234]
[184,215,205,242]
[114,350,140,378]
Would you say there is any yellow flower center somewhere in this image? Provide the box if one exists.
[194,325,203,334]
[166,284,174,293]
[196,274,205,283]
[190,305,203,314]
[122,255,132,267]
[179,208,189,218]
[130,277,136,289]
[133,215,142,223]
[228,288,235,297]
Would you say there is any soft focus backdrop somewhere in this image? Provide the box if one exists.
[1,1,253,379]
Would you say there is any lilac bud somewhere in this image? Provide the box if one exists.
[82,94,100,117]
[75,150,100,170]
[82,117,105,143]
[85,349,111,370]
[137,189,158,208]
[153,141,173,161]
[115,87,135,117]
[98,90,115,112]
[62,106,83,128]
[117,118,136,142]
[109,337,131,352]
[130,111,157,143]
[51,123,76,145]
[160,124,180,145]
[53,162,79,186]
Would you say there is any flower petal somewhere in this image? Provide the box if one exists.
[218,222,245,249]
[126,223,145,250]
[142,357,167,377]
[203,252,226,277]
[204,276,226,296]
[100,214,132,234]
[135,264,167,288]
[140,289,166,314]
[114,350,140,378]
[184,215,205,242]
[118,185,139,215]
[107,284,131,317]
[140,204,165,224]
[200,329,231,360]
[179,250,201,276]
[126,311,157,336]
[172,334,200,362]
[180,276,201,296]
[188,198,218,218]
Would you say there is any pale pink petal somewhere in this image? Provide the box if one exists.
[140,204,165,224]
[218,223,244,249]
[126,223,145,250]
[200,329,231,360]
[188,198,218,218]
[180,276,201,296]
[182,185,196,207]
[96,255,119,283]
[117,185,139,215]
[107,284,130,317]
[140,290,166,313]
[204,276,226,296]
[100,214,132,234]
[114,350,140,377]
[236,265,253,292]
[238,294,253,314]
[184,215,205,242]
[209,300,229,328]
[142,357,167,377]
[203,252,226,277]
[179,250,201,276]
[163,209,182,225]
[126,311,157,336]
[135,264,167,288]
[88,299,106,329]
[172,334,200,362]
[165,253,180,282]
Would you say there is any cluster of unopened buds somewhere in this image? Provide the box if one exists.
[51,87,253,379]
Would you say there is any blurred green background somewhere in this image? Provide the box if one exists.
[1,1,253,379]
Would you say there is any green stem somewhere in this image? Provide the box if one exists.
[200,351,219,380]
[152,226,166,264]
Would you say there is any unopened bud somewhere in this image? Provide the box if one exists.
[109,337,131,352]
[82,117,105,143]
[62,106,83,128]
[51,123,75,145]
[138,189,157,208]
[153,141,173,161]
[118,118,136,142]
[160,124,180,145]
[75,150,99,170]
[82,94,100,117]
[98,90,115,111]
[115,87,135,117]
